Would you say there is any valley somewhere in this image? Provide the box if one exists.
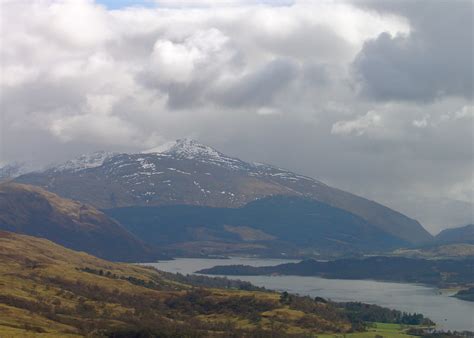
[0,231,437,337]
[0,141,473,336]
[152,257,474,332]
[2,1,471,336]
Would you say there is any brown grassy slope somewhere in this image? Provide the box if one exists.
[0,182,158,262]
[0,231,354,337]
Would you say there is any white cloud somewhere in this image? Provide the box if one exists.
[412,115,429,128]
[331,110,382,136]
[452,105,474,120]
[150,28,230,83]
[0,0,472,230]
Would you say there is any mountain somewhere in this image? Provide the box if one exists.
[435,224,474,244]
[106,196,408,258]
[0,182,160,262]
[0,162,37,181]
[0,230,406,337]
[14,139,432,246]
[377,194,474,235]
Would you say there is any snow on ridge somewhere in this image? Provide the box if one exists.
[0,161,41,179]
[143,139,220,158]
[141,139,324,184]
[52,151,118,172]
[143,138,244,167]
[142,141,177,154]
[170,139,221,159]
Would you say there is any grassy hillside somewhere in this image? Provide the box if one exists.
[0,230,371,337]
[0,182,160,262]
[0,231,436,337]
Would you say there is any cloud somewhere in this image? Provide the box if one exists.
[331,110,382,136]
[0,0,472,231]
[212,58,298,108]
[412,116,429,128]
[353,0,474,101]
[149,28,231,84]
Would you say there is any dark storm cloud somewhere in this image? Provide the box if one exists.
[353,0,474,101]
[212,59,298,108]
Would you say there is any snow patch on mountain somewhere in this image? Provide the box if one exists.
[52,151,118,172]
[0,162,40,179]
[145,139,221,159]
[140,139,325,185]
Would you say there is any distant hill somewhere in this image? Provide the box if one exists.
[13,139,432,245]
[106,196,409,258]
[0,182,160,262]
[393,243,474,259]
[198,256,474,288]
[0,230,425,336]
[435,224,474,244]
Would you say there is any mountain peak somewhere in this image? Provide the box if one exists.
[144,138,223,160]
[166,138,221,159]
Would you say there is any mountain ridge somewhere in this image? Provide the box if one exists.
[0,182,161,262]
[12,139,432,244]
[435,224,474,244]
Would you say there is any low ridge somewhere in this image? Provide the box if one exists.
[435,224,474,244]
[0,182,159,262]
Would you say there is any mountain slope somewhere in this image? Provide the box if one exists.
[0,182,159,262]
[14,139,432,244]
[435,224,474,244]
[0,162,37,181]
[0,231,380,337]
[106,196,408,257]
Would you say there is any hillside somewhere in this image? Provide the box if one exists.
[393,243,474,259]
[106,196,408,258]
[435,224,474,244]
[0,231,431,337]
[0,182,159,262]
[13,139,432,245]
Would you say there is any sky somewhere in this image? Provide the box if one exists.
[0,0,472,233]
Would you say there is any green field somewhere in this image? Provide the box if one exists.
[316,323,419,337]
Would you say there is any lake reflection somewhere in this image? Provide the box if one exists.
[145,257,474,332]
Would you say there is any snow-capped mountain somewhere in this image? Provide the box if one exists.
[13,139,432,244]
[0,162,39,180]
[144,138,315,177]
[51,150,118,172]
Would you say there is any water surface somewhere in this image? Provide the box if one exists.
[146,257,474,331]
